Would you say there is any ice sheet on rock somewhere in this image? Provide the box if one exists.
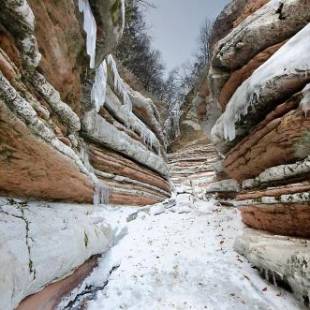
[104,56,159,150]
[78,0,97,69]
[91,61,108,112]
[211,23,310,143]
[59,193,301,310]
[107,55,132,111]
[82,111,168,176]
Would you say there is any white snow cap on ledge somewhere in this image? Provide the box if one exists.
[211,23,310,143]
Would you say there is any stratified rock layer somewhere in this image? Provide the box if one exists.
[194,0,310,305]
[0,0,170,206]
[0,0,170,308]
[206,0,310,234]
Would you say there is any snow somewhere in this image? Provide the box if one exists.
[212,23,310,142]
[206,179,240,193]
[59,193,301,310]
[235,192,310,206]
[78,0,97,69]
[242,156,310,188]
[14,0,35,30]
[0,199,112,309]
[91,60,108,112]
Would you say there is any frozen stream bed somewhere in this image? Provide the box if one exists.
[59,192,302,310]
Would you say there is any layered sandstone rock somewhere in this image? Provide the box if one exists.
[167,141,237,204]
[0,0,169,206]
[0,0,170,307]
[168,142,218,189]
[194,0,310,305]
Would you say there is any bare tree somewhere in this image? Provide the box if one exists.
[196,18,212,67]
[116,0,165,98]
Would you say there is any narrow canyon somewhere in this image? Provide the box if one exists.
[0,0,309,309]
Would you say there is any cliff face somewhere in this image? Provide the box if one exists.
[0,0,170,206]
[1,0,309,307]
[190,0,310,305]
[0,0,170,308]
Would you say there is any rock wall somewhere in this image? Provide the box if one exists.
[0,0,170,205]
[167,90,206,153]
[168,142,219,197]
[190,0,310,306]
[0,0,170,307]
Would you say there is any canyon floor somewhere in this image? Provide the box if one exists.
[59,190,302,310]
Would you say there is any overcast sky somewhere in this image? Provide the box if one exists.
[145,0,229,74]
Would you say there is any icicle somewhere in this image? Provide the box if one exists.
[300,83,310,117]
[91,60,107,112]
[120,0,126,33]
[78,0,97,69]
[93,181,109,205]
[107,54,132,110]
[272,272,277,287]
[213,24,310,143]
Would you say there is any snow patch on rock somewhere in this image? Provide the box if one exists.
[0,199,112,310]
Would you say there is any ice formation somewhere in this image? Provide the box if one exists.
[170,101,182,138]
[129,115,158,151]
[120,0,126,33]
[93,181,110,205]
[91,60,108,112]
[90,55,157,150]
[78,0,97,68]
[212,23,310,142]
[107,54,132,111]
[300,83,310,117]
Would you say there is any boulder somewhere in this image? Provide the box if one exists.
[0,198,112,309]
[235,228,310,306]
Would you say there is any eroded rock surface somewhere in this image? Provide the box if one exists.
[186,0,310,306]
[0,0,170,307]
[0,0,170,206]
[0,198,112,310]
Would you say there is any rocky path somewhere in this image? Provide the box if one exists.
[59,190,302,310]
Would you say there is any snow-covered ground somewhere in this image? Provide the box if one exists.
[59,193,302,310]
